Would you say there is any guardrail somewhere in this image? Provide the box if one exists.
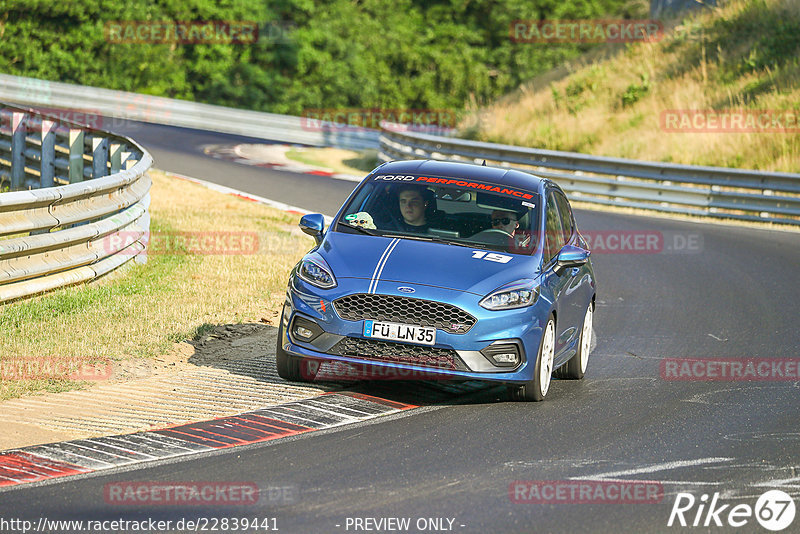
[0,73,380,150]
[379,128,800,226]
[0,102,152,303]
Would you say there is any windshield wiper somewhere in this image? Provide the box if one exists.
[338,221,380,236]
[382,233,498,251]
[382,233,435,241]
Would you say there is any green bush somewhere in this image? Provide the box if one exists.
[0,0,645,115]
[620,73,650,107]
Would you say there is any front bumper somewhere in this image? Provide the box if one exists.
[280,276,549,384]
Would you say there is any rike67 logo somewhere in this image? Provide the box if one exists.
[668,490,796,531]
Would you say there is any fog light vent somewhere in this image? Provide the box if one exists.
[481,343,521,368]
[295,326,314,339]
[290,316,324,343]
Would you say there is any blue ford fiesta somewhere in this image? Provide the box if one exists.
[277,159,596,401]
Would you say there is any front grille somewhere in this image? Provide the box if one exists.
[333,294,476,334]
[329,337,468,371]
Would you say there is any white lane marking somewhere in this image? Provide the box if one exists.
[60,442,137,463]
[571,457,732,480]
[123,433,209,452]
[306,399,376,417]
[298,404,361,422]
[369,238,400,294]
[724,431,800,441]
[29,447,116,468]
[81,439,160,460]
[753,476,800,488]
[0,466,42,479]
[719,490,800,500]
[100,435,197,455]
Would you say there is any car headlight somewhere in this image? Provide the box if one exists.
[480,279,539,310]
[296,256,337,289]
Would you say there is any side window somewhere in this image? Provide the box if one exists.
[554,191,574,243]
[544,191,565,263]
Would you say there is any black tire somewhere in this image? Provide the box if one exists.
[275,313,311,382]
[508,316,556,402]
[554,301,593,380]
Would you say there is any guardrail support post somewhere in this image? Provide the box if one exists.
[40,119,56,188]
[68,128,84,183]
[10,112,26,190]
[121,149,134,170]
[92,136,109,178]
[109,142,123,173]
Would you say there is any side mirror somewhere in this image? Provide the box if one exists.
[555,244,590,271]
[299,213,325,245]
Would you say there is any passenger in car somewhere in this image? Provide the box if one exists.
[491,209,519,237]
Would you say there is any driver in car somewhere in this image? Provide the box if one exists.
[396,185,431,232]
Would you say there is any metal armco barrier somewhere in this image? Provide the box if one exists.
[0,73,380,150]
[0,102,152,303]
[379,128,800,226]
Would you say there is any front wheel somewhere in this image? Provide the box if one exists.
[555,301,593,380]
[508,316,555,402]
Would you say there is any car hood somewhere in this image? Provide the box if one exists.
[319,231,539,296]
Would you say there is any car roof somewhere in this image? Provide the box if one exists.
[373,159,546,193]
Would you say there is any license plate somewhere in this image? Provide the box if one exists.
[363,320,436,345]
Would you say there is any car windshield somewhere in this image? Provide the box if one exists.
[336,175,541,254]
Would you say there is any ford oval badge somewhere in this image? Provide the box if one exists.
[397,286,415,293]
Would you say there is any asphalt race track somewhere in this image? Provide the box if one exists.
[1,122,799,533]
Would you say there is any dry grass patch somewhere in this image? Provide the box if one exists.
[0,169,313,400]
[464,0,800,172]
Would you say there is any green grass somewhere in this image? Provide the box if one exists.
[0,169,313,400]
[343,151,382,173]
[0,221,186,331]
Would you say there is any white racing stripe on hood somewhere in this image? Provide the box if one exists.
[368,238,400,294]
